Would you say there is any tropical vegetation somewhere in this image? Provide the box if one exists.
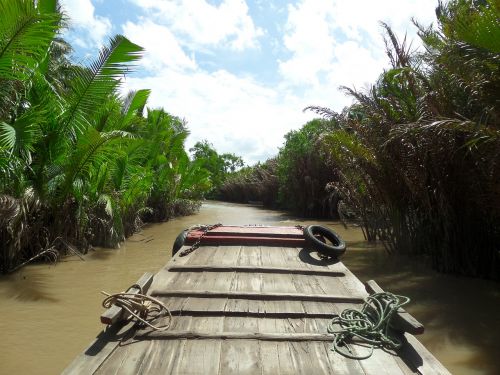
[0,0,212,272]
[220,0,500,279]
[190,140,244,197]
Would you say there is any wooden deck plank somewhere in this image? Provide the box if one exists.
[135,329,337,341]
[167,264,345,276]
[274,318,328,374]
[148,245,200,292]
[97,316,194,374]
[62,322,134,375]
[223,247,263,313]
[258,319,293,374]
[182,246,242,314]
[153,316,193,375]
[63,229,451,375]
[280,246,307,268]
[173,317,224,375]
[322,341,368,375]
[262,246,296,316]
[136,340,186,374]
[152,289,365,303]
[306,319,368,375]
[93,339,144,375]
[215,245,244,265]
[238,244,262,267]
[259,341,281,375]
[352,342,408,375]
[185,245,219,265]
[400,334,452,375]
[98,314,193,374]
[220,317,262,375]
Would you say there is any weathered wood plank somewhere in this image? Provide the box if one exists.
[276,318,331,374]
[238,244,262,267]
[259,341,281,375]
[185,245,220,265]
[173,317,224,375]
[280,246,308,268]
[147,245,199,292]
[151,289,365,303]
[352,340,408,375]
[220,317,262,375]
[161,302,340,317]
[63,231,452,375]
[62,322,134,375]
[100,272,154,325]
[134,330,336,341]
[259,246,299,315]
[257,319,293,374]
[400,333,452,375]
[321,341,368,375]
[224,247,263,313]
[96,339,152,375]
[365,279,425,335]
[167,264,345,276]
[307,318,368,375]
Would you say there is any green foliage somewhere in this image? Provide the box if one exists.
[190,140,244,196]
[312,0,500,278]
[218,159,279,207]
[220,0,499,279]
[0,0,60,81]
[277,119,339,217]
[0,1,212,272]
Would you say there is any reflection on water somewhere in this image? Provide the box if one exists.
[0,201,498,375]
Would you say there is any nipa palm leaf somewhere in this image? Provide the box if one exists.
[62,35,143,138]
[0,0,60,80]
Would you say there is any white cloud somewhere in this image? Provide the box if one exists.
[279,0,437,102]
[123,69,313,164]
[130,0,263,50]
[118,0,438,164]
[60,0,112,48]
[123,20,197,72]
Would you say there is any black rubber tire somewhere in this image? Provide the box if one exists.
[172,230,188,256]
[303,225,346,258]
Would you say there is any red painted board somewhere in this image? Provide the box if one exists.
[184,235,306,247]
[188,226,304,238]
[209,226,303,235]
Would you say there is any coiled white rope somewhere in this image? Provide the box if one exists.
[101,284,172,331]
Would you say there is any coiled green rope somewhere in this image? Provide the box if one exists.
[327,292,410,360]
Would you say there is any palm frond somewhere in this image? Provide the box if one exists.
[0,0,60,80]
[59,128,134,202]
[62,35,143,137]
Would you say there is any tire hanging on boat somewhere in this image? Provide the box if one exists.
[172,230,188,256]
[303,225,346,258]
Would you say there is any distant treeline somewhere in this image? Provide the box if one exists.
[219,0,500,279]
[0,1,213,272]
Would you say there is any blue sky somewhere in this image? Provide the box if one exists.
[60,0,437,164]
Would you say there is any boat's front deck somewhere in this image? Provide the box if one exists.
[64,242,450,374]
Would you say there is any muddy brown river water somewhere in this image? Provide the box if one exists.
[0,201,498,374]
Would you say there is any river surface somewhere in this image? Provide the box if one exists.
[0,201,498,375]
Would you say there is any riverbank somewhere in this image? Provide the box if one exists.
[0,201,498,374]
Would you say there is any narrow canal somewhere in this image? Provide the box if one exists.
[0,201,498,374]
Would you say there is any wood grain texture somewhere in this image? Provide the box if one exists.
[64,233,451,375]
[167,264,345,276]
[151,289,365,303]
[135,330,336,341]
